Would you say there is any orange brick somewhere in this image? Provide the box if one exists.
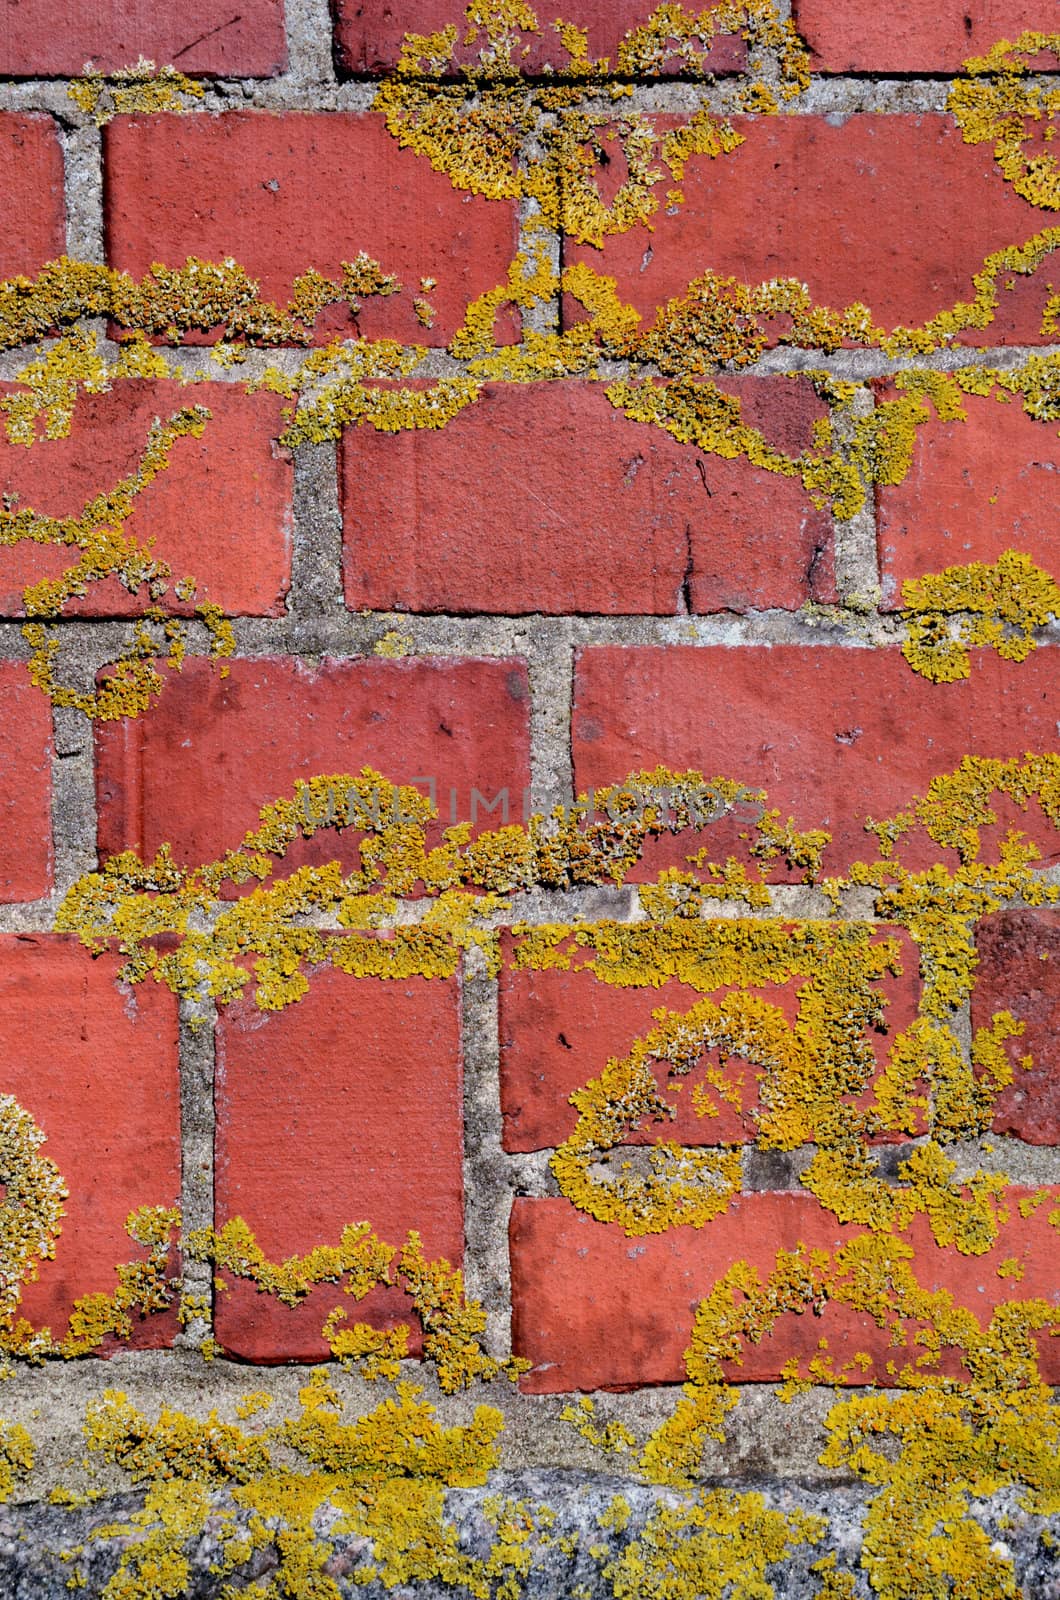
[0,662,52,902]
[0,935,181,1347]
[0,383,293,618]
[214,964,464,1361]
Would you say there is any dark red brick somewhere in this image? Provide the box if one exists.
[95,654,531,868]
[341,378,835,615]
[877,388,1060,608]
[973,910,1060,1144]
[0,0,286,77]
[214,963,463,1361]
[104,113,520,346]
[0,383,292,618]
[499,926,920,1151]
[333,2,745,76]
[568,116,1054,347]
[511,1191,1060,1391]
[793,0,1059,74]
[0,662,52,902]
[0,116,64,278]
[0,935,180,1346]
[572,645,1060,874]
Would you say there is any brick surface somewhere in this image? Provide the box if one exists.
[973,910,1060,1144]
[0,663,52,902]
[95,654,531,868]
[793,1,1058,74]
[499,927,920,1151]
[572,646,1060,874]
[0,0,286,77]
[877,389,1060,607]
[0,115,64,279]
[0,935,180,1346]
[214,963,463,1361]
[510,1192,1060,1391]
[333,2,745,75]
[0,383,292,618]
[341,379,835,615]
[104,113,520,346]
[568,116,1052,347]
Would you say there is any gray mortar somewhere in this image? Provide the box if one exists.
[460,961,515,1357]
[3,1468,1060,1598]
[175,998,217,1347]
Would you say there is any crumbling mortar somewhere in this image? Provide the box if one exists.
[174,996,216,1352]
[459,962,515,1359]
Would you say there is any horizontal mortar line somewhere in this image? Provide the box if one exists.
[504,1138,1060,1189]
[0,72,1040,118]
[2,338,1059,395]
[8,611,1060,661]
[0,873,1045,935]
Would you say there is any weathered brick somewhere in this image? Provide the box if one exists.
[95,654,531,868]
[568,116,1051,346]
[214,963,463,1361]
[499,926,921,1152]
[0,383,293,618]
[0,0,286,77]
[104,113,520,346]
[0,935,180,1346]
[0,662,52,902]
[793,1,1058,74]
[973,910,1060,1144]
[340,379,835,615]
[571,645,1060,873]
[877,388,1060,608]
[0,115,64,278]
[510,1192,1060,1391]
[333,2,745,76]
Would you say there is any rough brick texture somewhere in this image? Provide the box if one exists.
[214,964,463,1361]
[0,662,52,902]
[0,115,63,277]
[511,1193,1060,1391]
[973,911,1060,1144]
[104,113,520,346]
[0,384,293,617]
[569,116,1051,345]
[95,655,531,867]
[572,646,1060,873]
[498,926,921,1151]
[0,936,180,1345]
[877,388,1060,606]
[333,1,747,74]
[341,379,835,615]
[0,0,286,77]
[793,1,1058,73]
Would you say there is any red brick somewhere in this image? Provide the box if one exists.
[0,935,180,1346]
[340,379,835,616]
[0,383,292,618]
[104,113,519,346]
[0,0,286,77]
[333,2,745,76]
[214,963,463,1361]
[95,654,531,869]
[877,388,1060,608]
[511,1192,1060,1391]
[793,1,1058,74]
[568,116,1052,347]
[972,910,1060,1144]
[572,645,1060,874]
[0,116,64,279]
[0,662,52,902]
[499,926,920,1151]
